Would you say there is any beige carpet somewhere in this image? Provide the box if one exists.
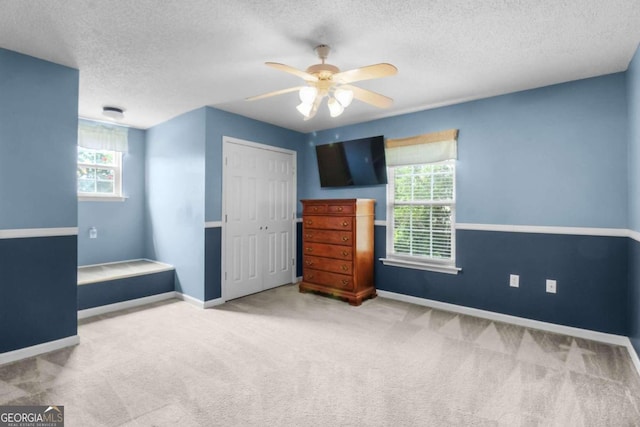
[1,284,639,426]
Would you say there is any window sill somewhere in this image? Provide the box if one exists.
[379,258,461,275]
[78,195,127,202]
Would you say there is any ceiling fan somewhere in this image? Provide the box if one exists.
[247,45,397,120]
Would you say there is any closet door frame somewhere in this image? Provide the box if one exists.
[221,136,297,302]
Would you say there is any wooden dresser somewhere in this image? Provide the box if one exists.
[299,199,376,306]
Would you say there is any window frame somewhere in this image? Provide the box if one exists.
[382,159,460,275]
[77,147,125,202]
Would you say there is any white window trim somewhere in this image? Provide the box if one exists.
[77,149,124,202]
[78,195,127,202]
[381,160,460,275]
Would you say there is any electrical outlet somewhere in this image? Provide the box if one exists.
[509,274,519,288]
[546,279,557,294]
[89,227,97,239]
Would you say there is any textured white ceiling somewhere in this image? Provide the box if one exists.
[2,0,640,133]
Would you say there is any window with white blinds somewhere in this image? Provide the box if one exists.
[382,129,459,274]
[390,161,455,261]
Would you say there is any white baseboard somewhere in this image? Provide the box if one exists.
[174,292,205,308]
[204,297,225,308]
[377,290,629,346]
[78,292,177,320]
[174,292,226,309]
[0,335,79,366]
[626,340,640,377]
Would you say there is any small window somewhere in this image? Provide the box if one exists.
[77,147,123,200]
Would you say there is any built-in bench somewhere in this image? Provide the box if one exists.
[78,259,175,316]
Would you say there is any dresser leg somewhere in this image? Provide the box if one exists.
[348,297,363,306]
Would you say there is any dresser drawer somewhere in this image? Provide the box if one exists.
[303,204,328,214]
[303,268,353,291]
[304,255,352,275]
[303,229,353,246]
[303,243,352,260]
[303,216,352,231]
[327,204,354,214]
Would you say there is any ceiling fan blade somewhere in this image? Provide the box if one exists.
[266,62,318,82]
[246,86,304,101]
[333,63,397,84]
[342,85,394,109]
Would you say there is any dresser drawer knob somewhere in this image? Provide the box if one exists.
[342,251,349,256]
[306,247,313,252]
[341,265,348,271]
[342,221,349,227]
[307,274,314,280]
[305,234,312,238]
[305,260,313,266]
[342,236,349,241]
[338,206,343,212]
[341,279,349,285]
[306,220,313,225]
[313,207,318,211]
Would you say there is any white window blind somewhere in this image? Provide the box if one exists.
[391,162,455,260]
[78,121,129,153]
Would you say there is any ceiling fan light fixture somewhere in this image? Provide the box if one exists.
[299,86,318,104]
[296,102,313,118]
[327,97,345,118]
[334,88,353,108]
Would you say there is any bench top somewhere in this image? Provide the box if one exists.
[78,259,174,285]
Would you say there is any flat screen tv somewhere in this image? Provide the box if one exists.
[315,135,387,187]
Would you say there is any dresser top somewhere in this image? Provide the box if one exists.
[300,199,374,204]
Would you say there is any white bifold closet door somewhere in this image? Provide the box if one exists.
[223,139,295,301]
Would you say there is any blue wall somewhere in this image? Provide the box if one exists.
[78,122,147,265]
[144,107,305,302]
[628,44,640,355]
[299,73,630,335]
[0,49,78,353]
[146,108,206,300]
[303,74,628,227]
[374,227,628,334]
[0,49,78,229]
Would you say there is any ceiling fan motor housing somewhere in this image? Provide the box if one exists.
[306,44,340,80]
[306,63,340,80]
